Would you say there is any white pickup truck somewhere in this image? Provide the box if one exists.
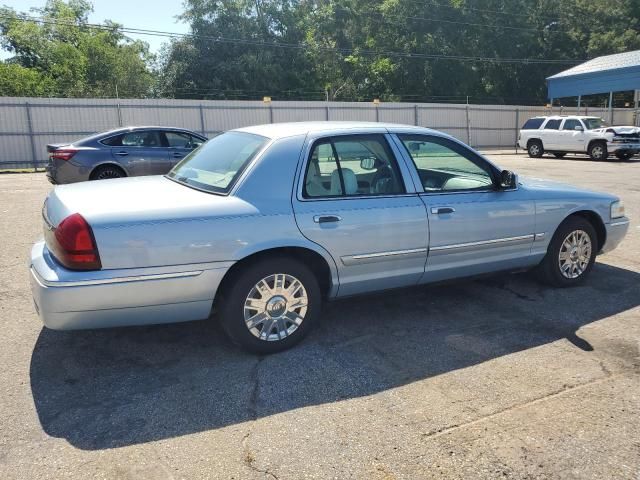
[518,115,640,161]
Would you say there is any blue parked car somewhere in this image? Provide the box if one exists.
[30,122,629,353]
[46,126,207,184]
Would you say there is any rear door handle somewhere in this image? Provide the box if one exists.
[172,152,184,158]
[313,215,342,224]
[114,151,129,156]
[431,207,455,215]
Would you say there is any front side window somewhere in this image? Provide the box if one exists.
[121,131,162,147]
[398,135,495,192]
[168,131,268,194]
[583,118,608,130]
[544,119,561,130]
[562,119,582,130]
[165,131,204,149]
[303,134,405,198]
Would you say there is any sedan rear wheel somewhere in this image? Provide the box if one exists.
[536,217,597,287]
[91,164,126,180]
[219,257,321,353]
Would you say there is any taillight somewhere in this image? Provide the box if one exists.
[50,149,78,161]
[47,213,101,270]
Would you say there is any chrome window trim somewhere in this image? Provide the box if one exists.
[430,234,534,252]
[31,268,203,288]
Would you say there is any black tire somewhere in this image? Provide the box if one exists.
[588,141,608,161]
[90,164,126,180]
[218,257,322,354]
[553,152,567,158]
[615,151,634,161]
[527,139,544,158]
[536,217,597,288]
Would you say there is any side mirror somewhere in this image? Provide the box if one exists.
[409,142,421,152]
[360,157,376,170]
[574,125,584,132]
[499,170,517,189]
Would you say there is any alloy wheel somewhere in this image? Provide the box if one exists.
[558,230,592,279]
[243,273,308,342]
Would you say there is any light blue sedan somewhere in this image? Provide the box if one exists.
[30,122,630,353]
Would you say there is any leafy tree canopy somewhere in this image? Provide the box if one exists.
[0,0,154,97]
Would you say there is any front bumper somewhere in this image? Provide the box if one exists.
[600,217,630,254]
[30,241,230,330]
[607,142,640,155]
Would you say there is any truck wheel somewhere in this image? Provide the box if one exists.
[527,140,544,158]
[218,257,321,354]
[615,151,634,161]
[553,152,567,158]
[588,141,607,161]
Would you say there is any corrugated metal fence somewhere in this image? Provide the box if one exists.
[0,97,635,169]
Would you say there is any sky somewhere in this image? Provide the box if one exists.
[0,0,189,59]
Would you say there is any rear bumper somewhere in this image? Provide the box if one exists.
[46,158,90,184]
[600,217,630,254]
[30,241,231,330]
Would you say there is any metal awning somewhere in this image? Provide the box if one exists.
[547,50,640,99]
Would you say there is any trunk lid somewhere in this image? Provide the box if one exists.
[44,176,260,269]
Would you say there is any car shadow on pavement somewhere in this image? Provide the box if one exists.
[30,263,640,450]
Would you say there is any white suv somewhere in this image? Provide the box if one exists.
[518,116,640,161]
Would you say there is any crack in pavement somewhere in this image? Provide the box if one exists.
[241,356,280,479]
[420,371,625,441]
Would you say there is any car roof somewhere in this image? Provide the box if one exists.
[529,116,601,120]
[99,126,203,136]
[234,121,440,140]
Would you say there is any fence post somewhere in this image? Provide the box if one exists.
[116,102,122,127]
[414,104,418,126]
[269,104,274,123]
[465,104,471,145]
[515,108,520,154]
[199,104,206,136]
[25,102,38,171]
[375,104,379,122]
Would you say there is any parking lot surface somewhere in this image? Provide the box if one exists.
[1,152,639,479]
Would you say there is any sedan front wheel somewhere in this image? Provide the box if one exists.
[218,257,321,353]
[536,217,597,287]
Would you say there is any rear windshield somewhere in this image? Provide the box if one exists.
[167,131,268,194]
[522,118,544,130]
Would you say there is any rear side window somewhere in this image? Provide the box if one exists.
[522,118,544,130]
[101,134,123,146]
[303,134,405,198]
[122,131,162,147]
[544,119,561,130]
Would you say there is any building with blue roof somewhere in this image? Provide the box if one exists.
[547,50,640,124]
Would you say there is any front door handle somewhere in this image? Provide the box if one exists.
[313,215,342,224]
[431,207,455,215]
[114,151,129,156]
[172,152,184,158]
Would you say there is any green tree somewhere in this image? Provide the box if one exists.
[0,0,154,97]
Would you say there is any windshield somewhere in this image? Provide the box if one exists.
[167,131,268,194]
[583,118,608,130]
